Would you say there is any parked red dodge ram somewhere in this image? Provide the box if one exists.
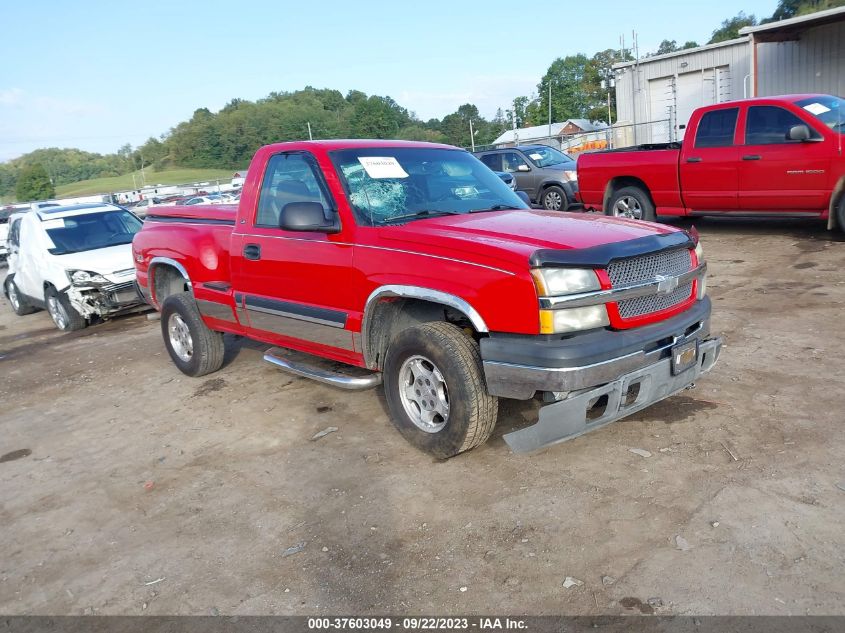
[133,140,721,457]
[578,94,845,230]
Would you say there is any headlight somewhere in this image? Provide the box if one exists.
[68,270,110,286]
[563,170,578,182]
[532,268,600,296]
[694,242,704,263]
[540,306,609,334]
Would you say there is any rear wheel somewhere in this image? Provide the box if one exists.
[607,185,656,221]
[541,185,568,211]
[160,292,224,377]
[383,322,498,458]
[5,278,37,316]
[45,286,86,331]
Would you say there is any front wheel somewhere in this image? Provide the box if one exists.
[607,185,656,221]
[45,287,86,331]
[541,185,569,211]
[160,292,224,377]
[5,278,37,316]
[383,322,498,458]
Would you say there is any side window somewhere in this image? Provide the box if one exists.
[501,151,528,173]
[746,106,818,145]
[9,218,20,247]
[256,152,332,228]
[694,108,739,148]
[480,153,502,171]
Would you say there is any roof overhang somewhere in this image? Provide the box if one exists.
[740,6,845,42]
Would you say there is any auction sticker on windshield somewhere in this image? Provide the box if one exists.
[529,153,543,160]
[804,103,831,115]
[358,156,409,179]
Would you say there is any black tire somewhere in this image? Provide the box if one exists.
[160,292,224,377]
[836,195,845,233]
[5,278,37,316]
[383,322,498,458]
[45,286,86,331]
[541,185,569,211]
[607,185,656,222]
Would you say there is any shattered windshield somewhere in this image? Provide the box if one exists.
[330,147,528,227]
[44,210,143,255]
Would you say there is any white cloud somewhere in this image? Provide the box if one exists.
[0,88,25,106]
[398,73,540,121]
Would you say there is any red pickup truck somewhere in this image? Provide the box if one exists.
[578,94,845,230]
[133,140,721,457]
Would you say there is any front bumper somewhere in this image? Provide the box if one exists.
[66,281,147,319]
[482,297,712,400]
[502,337,721,453]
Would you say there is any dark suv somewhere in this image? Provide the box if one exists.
[474,145,578,211]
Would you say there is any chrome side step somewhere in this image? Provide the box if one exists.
[263,347,382,391]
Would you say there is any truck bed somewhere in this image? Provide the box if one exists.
[145,204,237,223]
[577,145,683,211]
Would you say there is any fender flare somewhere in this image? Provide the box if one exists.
[360,285,489,367]
[828,177,845,231]
[148,257,192,306]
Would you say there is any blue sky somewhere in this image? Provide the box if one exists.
[0,0,778,162]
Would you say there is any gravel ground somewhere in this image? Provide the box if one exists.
[0,218,843,616]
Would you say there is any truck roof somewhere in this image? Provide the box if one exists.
[701,94,832,108]
[260,139,460,152]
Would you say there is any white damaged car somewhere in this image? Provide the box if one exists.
[3,203,146,331]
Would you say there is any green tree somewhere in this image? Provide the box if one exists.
[656,39,679,55]
[768,0,845,21]
[709,12,757,43]
[15,163,55,201]
[682,41,699,49]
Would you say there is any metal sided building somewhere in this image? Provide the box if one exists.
[741,6,845,99]
[612,6,845,146]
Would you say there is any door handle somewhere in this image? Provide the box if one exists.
[742,155,762,161]
[243,244,261,260]
[686,157,702,163]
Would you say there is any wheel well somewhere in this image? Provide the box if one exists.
[151,264,190,306]
[364,298,477,370]
[828,177,845,230]
[603,176,653,211]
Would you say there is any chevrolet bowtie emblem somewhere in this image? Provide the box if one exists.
[655,274,679,294]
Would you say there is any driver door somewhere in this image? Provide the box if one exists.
[230,151,355,354]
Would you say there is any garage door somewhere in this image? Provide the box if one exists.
[648,76,675,143]
[675,66,731,139]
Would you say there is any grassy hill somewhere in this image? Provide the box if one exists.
[55,167,238,198]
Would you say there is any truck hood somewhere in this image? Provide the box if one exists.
[377,210,681,270]
[54,244,136,283]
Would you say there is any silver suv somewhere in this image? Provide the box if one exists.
[475,145,578,211]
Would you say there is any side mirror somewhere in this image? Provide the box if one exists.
[279,202,339,233]
[788,124,812,141]
[516,164,531,172]
[516,191,531,206]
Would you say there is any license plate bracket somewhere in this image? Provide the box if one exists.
[671,339,699,375]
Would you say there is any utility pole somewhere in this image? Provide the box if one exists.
[307,122,313,141]
[469,118,475,152]
[548,81,553,140]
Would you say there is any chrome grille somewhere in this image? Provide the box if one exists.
[608,248,693,319]
[103,280,135,293]
[617,281,693,318]
[607,248,692,286]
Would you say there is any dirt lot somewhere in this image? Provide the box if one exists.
[1,218,844,616]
